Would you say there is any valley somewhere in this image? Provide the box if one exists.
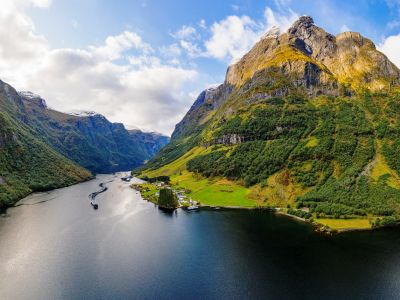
[0,80,169,209]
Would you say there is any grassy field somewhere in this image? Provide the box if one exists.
[171,171,257,207]
[144,147,211,178]
[142,146,259,207]
[315,218,372,230]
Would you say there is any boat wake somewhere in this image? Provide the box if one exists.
[88,180,113,209]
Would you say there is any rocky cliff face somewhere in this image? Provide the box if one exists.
[226,16,400,92]
[172,86,221,139]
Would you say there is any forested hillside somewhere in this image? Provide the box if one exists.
[140,16,400,228]
[0,83,91,209]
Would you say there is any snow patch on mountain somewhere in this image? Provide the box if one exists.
[67,110,101,117]
[18,91,47,108]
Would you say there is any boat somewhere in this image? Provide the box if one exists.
[91,200,98,209]
[121,176,132,182]
[186,205,199,211]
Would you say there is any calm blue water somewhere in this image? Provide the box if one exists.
[1,173,400,300]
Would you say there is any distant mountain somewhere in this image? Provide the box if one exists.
[0,79,169,208]
[18,91,170,173]
[141,16,400,227]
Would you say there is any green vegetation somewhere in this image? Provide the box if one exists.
[0,111,92,210]
[287,208,312,220]
[132,183,158,203]
[139,175,170,183]
[19,98,169,173]
[184,95,400,221]
[158,188,178,209]
[172,171,256,207]
[141,92,400,230]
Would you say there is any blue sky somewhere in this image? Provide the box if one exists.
[27,0,400,82]
[1,0,400,134]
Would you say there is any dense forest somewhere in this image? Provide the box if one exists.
[0,111,91,210]
[185,92,400,222]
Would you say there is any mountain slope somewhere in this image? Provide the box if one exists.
[0,82,92,209]
[0,78,170,209]
[141,16,400,228]
[17,92,170,173]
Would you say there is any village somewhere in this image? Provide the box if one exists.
[129,177,199,211]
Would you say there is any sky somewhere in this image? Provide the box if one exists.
[1,0,400,135]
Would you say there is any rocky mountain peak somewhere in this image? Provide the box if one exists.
[18,91,47,109]
[225,15,400,92]
[290,15,315,29]
[261,26,281,39]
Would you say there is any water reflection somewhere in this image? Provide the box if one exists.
[0,173,399,300]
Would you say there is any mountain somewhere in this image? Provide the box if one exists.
[0,79,169,209]
[0,82,92,209]
[18,91,170,173]
[141,16,400,228]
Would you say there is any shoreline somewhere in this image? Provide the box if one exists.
[0,175,95,214]
[200,206,384,234]
[132,184,385,234]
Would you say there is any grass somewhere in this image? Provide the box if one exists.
[171,171,257,207]
[142,146,259,207]
[137,138,394,231]
[141,146,259,207]
[144,146,210,178]
[315,218,372,230]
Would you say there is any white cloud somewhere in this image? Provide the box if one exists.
[205,15,259,61]
[0,0,49,86]
[127,54,161,67]
[168,7,298,64]
[159,43,182,58]
[171,25,198,40]
[379,34,400,68]
[0,2,302,134]
[170,24,204,59]
[0,2,198,135]
[204,7,298,62]
[91,31,153,60]
[179,40,203,58]
[274,0,292,9]
[264,7,298,31]
[29,0,52,8]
